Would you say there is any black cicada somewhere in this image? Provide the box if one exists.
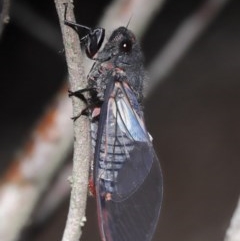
[65,6,163,241]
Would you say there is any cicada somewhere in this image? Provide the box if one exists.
[65,6,163,241]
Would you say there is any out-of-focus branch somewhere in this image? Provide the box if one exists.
[33,163,72,224]
[0,0,10,36]
[11,1,62,53]
[148,0,230,93]
[99,0,165,37]
[0,86,73,241]
[224,197,240,241]
[54,1,91,241]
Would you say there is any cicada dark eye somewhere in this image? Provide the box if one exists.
[120,39,132,53]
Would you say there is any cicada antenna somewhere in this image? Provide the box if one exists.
[126,14,133,29]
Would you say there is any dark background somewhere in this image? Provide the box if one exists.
[1,0,240,240]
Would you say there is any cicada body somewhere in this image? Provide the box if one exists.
[65,10,163,241]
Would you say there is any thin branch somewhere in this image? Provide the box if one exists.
[0,0,10,37]
[54,1,91,241]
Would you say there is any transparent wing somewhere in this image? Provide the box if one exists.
[98,154,162,241]
[95,81,163,241]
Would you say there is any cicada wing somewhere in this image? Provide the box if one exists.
[95,81,163,241]
[111,140,154,201]
[110,82,156,200]
[97,154,162,241]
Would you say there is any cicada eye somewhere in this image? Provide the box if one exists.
[120,39,132,53]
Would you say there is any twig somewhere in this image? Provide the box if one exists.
[54,1,91,241]
[0,0,10,36]
[224,197,240,241]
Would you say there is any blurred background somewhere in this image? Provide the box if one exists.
[0,0,240,241]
